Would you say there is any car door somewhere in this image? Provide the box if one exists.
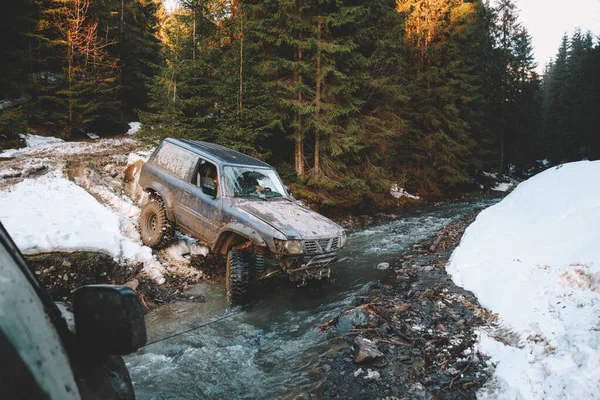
[0,224,80,400]
[176,158,223,242]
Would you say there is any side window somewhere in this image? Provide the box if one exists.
[193,159,218,189]
[153,142,198,181]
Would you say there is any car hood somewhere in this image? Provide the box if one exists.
[237,200,343,239]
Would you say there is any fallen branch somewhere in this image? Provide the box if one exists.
[444,361,472,390]
[430,232,444,252]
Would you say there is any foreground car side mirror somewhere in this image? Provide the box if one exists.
[202,183,217,197]
[285,186,292,196]
[73,285,147,355]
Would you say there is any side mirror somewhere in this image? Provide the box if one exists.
[285,186,292,196]
[73,285,147,355]
[202,183,217,197]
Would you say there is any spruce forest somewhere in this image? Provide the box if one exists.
[1,0,599,209]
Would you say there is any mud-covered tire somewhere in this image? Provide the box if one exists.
[226,249,250,305]
[254,249,266,278]
[139,196,174,248]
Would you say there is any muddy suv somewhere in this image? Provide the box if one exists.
[138,138,347,304]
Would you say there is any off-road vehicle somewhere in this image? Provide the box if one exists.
[138,138,347,304]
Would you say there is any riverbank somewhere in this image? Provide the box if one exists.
[25,251,220,312]
[317,211,495,399]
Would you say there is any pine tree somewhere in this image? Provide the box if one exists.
[396,0,485,193]
[543,34,570,163]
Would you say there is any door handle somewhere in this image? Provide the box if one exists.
[183,190,191,196]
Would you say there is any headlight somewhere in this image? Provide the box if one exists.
[274,239,303,254]
[340,232,347,248]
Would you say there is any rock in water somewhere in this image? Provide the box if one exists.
[376,262,390,270]
[336,308,370,333]
[354,336,385,363]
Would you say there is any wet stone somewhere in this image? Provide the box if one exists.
[354,336,385,364]
[376,262,390,270]
[336,308,370,332]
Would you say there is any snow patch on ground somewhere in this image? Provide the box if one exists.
[159,233,209,279]
[447,160,600,400]
[1,134,136,159]
[0,99,12,110]
[22,134,64,148]
[127,148,154,165]
[0,172,166,284]
[127,122,142,135]
[390,184,420,200]
[1,134,64,157]
[491,182,513,192]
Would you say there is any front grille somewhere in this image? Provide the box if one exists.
[302,237,340,254]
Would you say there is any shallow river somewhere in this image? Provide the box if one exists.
[125,197,500,399]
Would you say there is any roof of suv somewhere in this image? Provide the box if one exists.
[165,138,271,168]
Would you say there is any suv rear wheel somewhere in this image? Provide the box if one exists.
[226,249,250,305]
[139,196,174,248]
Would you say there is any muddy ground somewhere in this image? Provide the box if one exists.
[26,250,224,312]
[317,211,494,400]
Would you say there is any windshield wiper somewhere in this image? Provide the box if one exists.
[234,194,267,201]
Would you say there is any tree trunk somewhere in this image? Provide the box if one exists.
[239,14,243,112]
[313,17,322,175]
[294,29,305,176]
[192,10,196,61]
[121,0,124,34]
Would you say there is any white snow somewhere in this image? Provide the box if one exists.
[0,99,12,110]
[0,172,166,284]
[491,182,513,192]
[447,160,600,400]
[127,148,154,165]
[87,133,100,140]
[390,184,420,200]
[22,134,64,148]
[127,122,142,135]
[1,133,135,159]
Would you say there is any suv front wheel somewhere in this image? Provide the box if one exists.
[139,196,174,248]
[226,249,250,305]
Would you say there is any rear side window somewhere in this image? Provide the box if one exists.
[153,142,199,181]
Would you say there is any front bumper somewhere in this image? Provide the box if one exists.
[279,252,348,282]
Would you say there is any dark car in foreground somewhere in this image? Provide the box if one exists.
[138,138,347,304]
[0,222,147,399]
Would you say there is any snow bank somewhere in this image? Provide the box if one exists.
[0,173,165,283]
[447,161,600,400]
[491,182,513,192]
[1,134,65,158]
[390,184,420,200]
[1,134,136,159]
[23,134,64,147]
[127,122,142,135]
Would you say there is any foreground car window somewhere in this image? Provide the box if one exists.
[223,166,287,198]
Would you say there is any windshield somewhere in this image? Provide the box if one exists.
[223,166,287,199]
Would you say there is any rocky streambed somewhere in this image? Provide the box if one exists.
[318,212,495,399]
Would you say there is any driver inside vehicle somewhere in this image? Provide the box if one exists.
[239,171,264,194]
[198,163,218,188]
